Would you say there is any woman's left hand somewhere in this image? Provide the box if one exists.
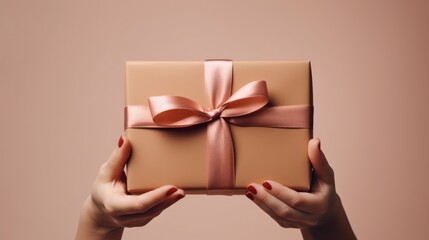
[245,138,356,240]
[245,138,340,229]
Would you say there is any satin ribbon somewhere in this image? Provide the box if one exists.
[125,60,312,193]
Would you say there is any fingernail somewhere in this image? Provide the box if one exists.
[176,194,185,200]
[247,185,257,195]
[245,192,254,200]
[262,181,272,190]
[166,187,178,196]
[118,136,124,148]
[317,138,321,150]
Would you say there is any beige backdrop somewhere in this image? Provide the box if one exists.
[1,1,429,239]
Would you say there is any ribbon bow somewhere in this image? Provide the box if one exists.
[148,80,269,126]
[125,60,311,194]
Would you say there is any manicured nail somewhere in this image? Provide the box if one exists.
[176,194,185,200]
[262,181,272,190]
[118,136,124,148]
[247,185,257,195]
[245,192,254,200]
[166,187,178,196]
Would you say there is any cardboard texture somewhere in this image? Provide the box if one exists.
[125,61,313,194]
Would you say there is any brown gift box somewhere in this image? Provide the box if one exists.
[125,61,313,195]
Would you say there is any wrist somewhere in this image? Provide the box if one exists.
[301,194,356,240]
[306,193,342,230]
[75,197,124,240]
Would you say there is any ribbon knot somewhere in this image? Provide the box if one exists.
[125,60,312,194]
[207,108,222,120]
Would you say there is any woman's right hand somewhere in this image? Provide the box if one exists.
[75,136,185,240]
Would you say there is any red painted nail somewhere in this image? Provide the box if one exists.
[176,194,185,200]
[247,185,257,195]
[245,192,254,200]
[118,136,124,148]
[166,187,178,196]
[262,181,272,190]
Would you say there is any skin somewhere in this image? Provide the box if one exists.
[246,138,357,239]
[75,136,185,240]
[76,137,355,239]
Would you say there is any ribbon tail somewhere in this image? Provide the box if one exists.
[206,119,235,194]
[125,105,160,129]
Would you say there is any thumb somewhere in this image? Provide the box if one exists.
[308,138,334,184]
[100,135,131,181]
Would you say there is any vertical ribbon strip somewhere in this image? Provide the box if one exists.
[125,60,312,192]
[205,60,234,190]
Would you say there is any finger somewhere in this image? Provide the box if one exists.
[247,184,310,222]
[249,198,302,229]
[104,185,184,216]
[115,189,185,227]
[119,218,151,228]
[261,180,321,213]
[136,188,185,218]
[100,136,132,181]
[278,221,301,228]
[308,138,334,184]
[250,194,296,227]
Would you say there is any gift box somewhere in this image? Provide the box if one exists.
[125,60,313,195]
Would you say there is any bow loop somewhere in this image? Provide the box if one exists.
[149,95,211,127]
[221,80,269,117]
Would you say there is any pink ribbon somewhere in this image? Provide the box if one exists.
[125,60,312,193]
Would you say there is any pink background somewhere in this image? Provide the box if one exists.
[1,1,429,239]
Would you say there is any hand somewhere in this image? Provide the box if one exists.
[245,138,356,240]
[76,136,185,240]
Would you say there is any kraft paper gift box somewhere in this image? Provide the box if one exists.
[125,60,313,195]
